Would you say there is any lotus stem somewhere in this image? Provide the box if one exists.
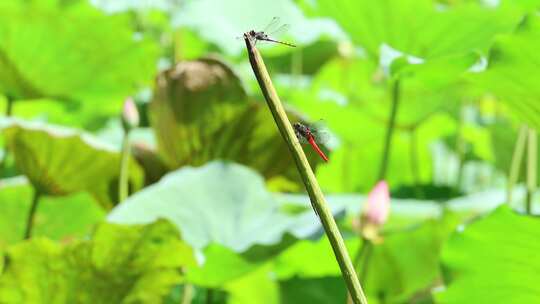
[244,35,368,304]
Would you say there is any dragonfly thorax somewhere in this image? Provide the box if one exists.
[253,31,269,40]
[293,122,312,139]
[260,32,270,39]
[245,30,268,42]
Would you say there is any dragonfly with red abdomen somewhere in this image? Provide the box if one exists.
[293,122,330,162]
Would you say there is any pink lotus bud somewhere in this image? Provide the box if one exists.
[122,97,139,130]
[364,180,390,226]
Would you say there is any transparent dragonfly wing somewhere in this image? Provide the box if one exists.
[245,17,295,47]
[296,120,330,145]
[269,23,290,37]
[308,120,330,144]
[262,17,291,39]
[263,17,280,33]
[310,128,330,145]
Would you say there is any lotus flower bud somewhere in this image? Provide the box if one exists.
[364,180,390,226]
[122,97,139,131]
[353,181,391,242]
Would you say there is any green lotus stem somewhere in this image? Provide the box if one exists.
[24,189,41,239]
[409,128,424,198]
[378,79,401,181]
[347,238,373,304]
[507,125,528,205]
[118,131,130,203]
[358,241,373,283]
[244,36,368,304]
[5,95,14,117]
[455,104,466,189]
[526,128,537,214]
[0,96,14,173]
[206,288,214,304]
[181,284,194,304]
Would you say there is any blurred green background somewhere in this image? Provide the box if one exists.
[0,0,539,303]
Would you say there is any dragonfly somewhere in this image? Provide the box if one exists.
[293,122,329,162]
[244,17,297,47]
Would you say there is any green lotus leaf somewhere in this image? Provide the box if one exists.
[471,14,540,130]
[0,0,157,102]
[0,177,104,245]
[279,276,347,304]
[435,205,540,303]
[301,0,519,59]
[185,243,262,287]
[1,119,143,208]
[150,57,318,186]
[223,264,279,304]
[275,211,460,302]
[173,0,341,56]
[108,161,343,286]
[0,220,195,303]
[108,161,325,252]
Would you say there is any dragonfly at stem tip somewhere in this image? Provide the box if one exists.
[243,17,296,47]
